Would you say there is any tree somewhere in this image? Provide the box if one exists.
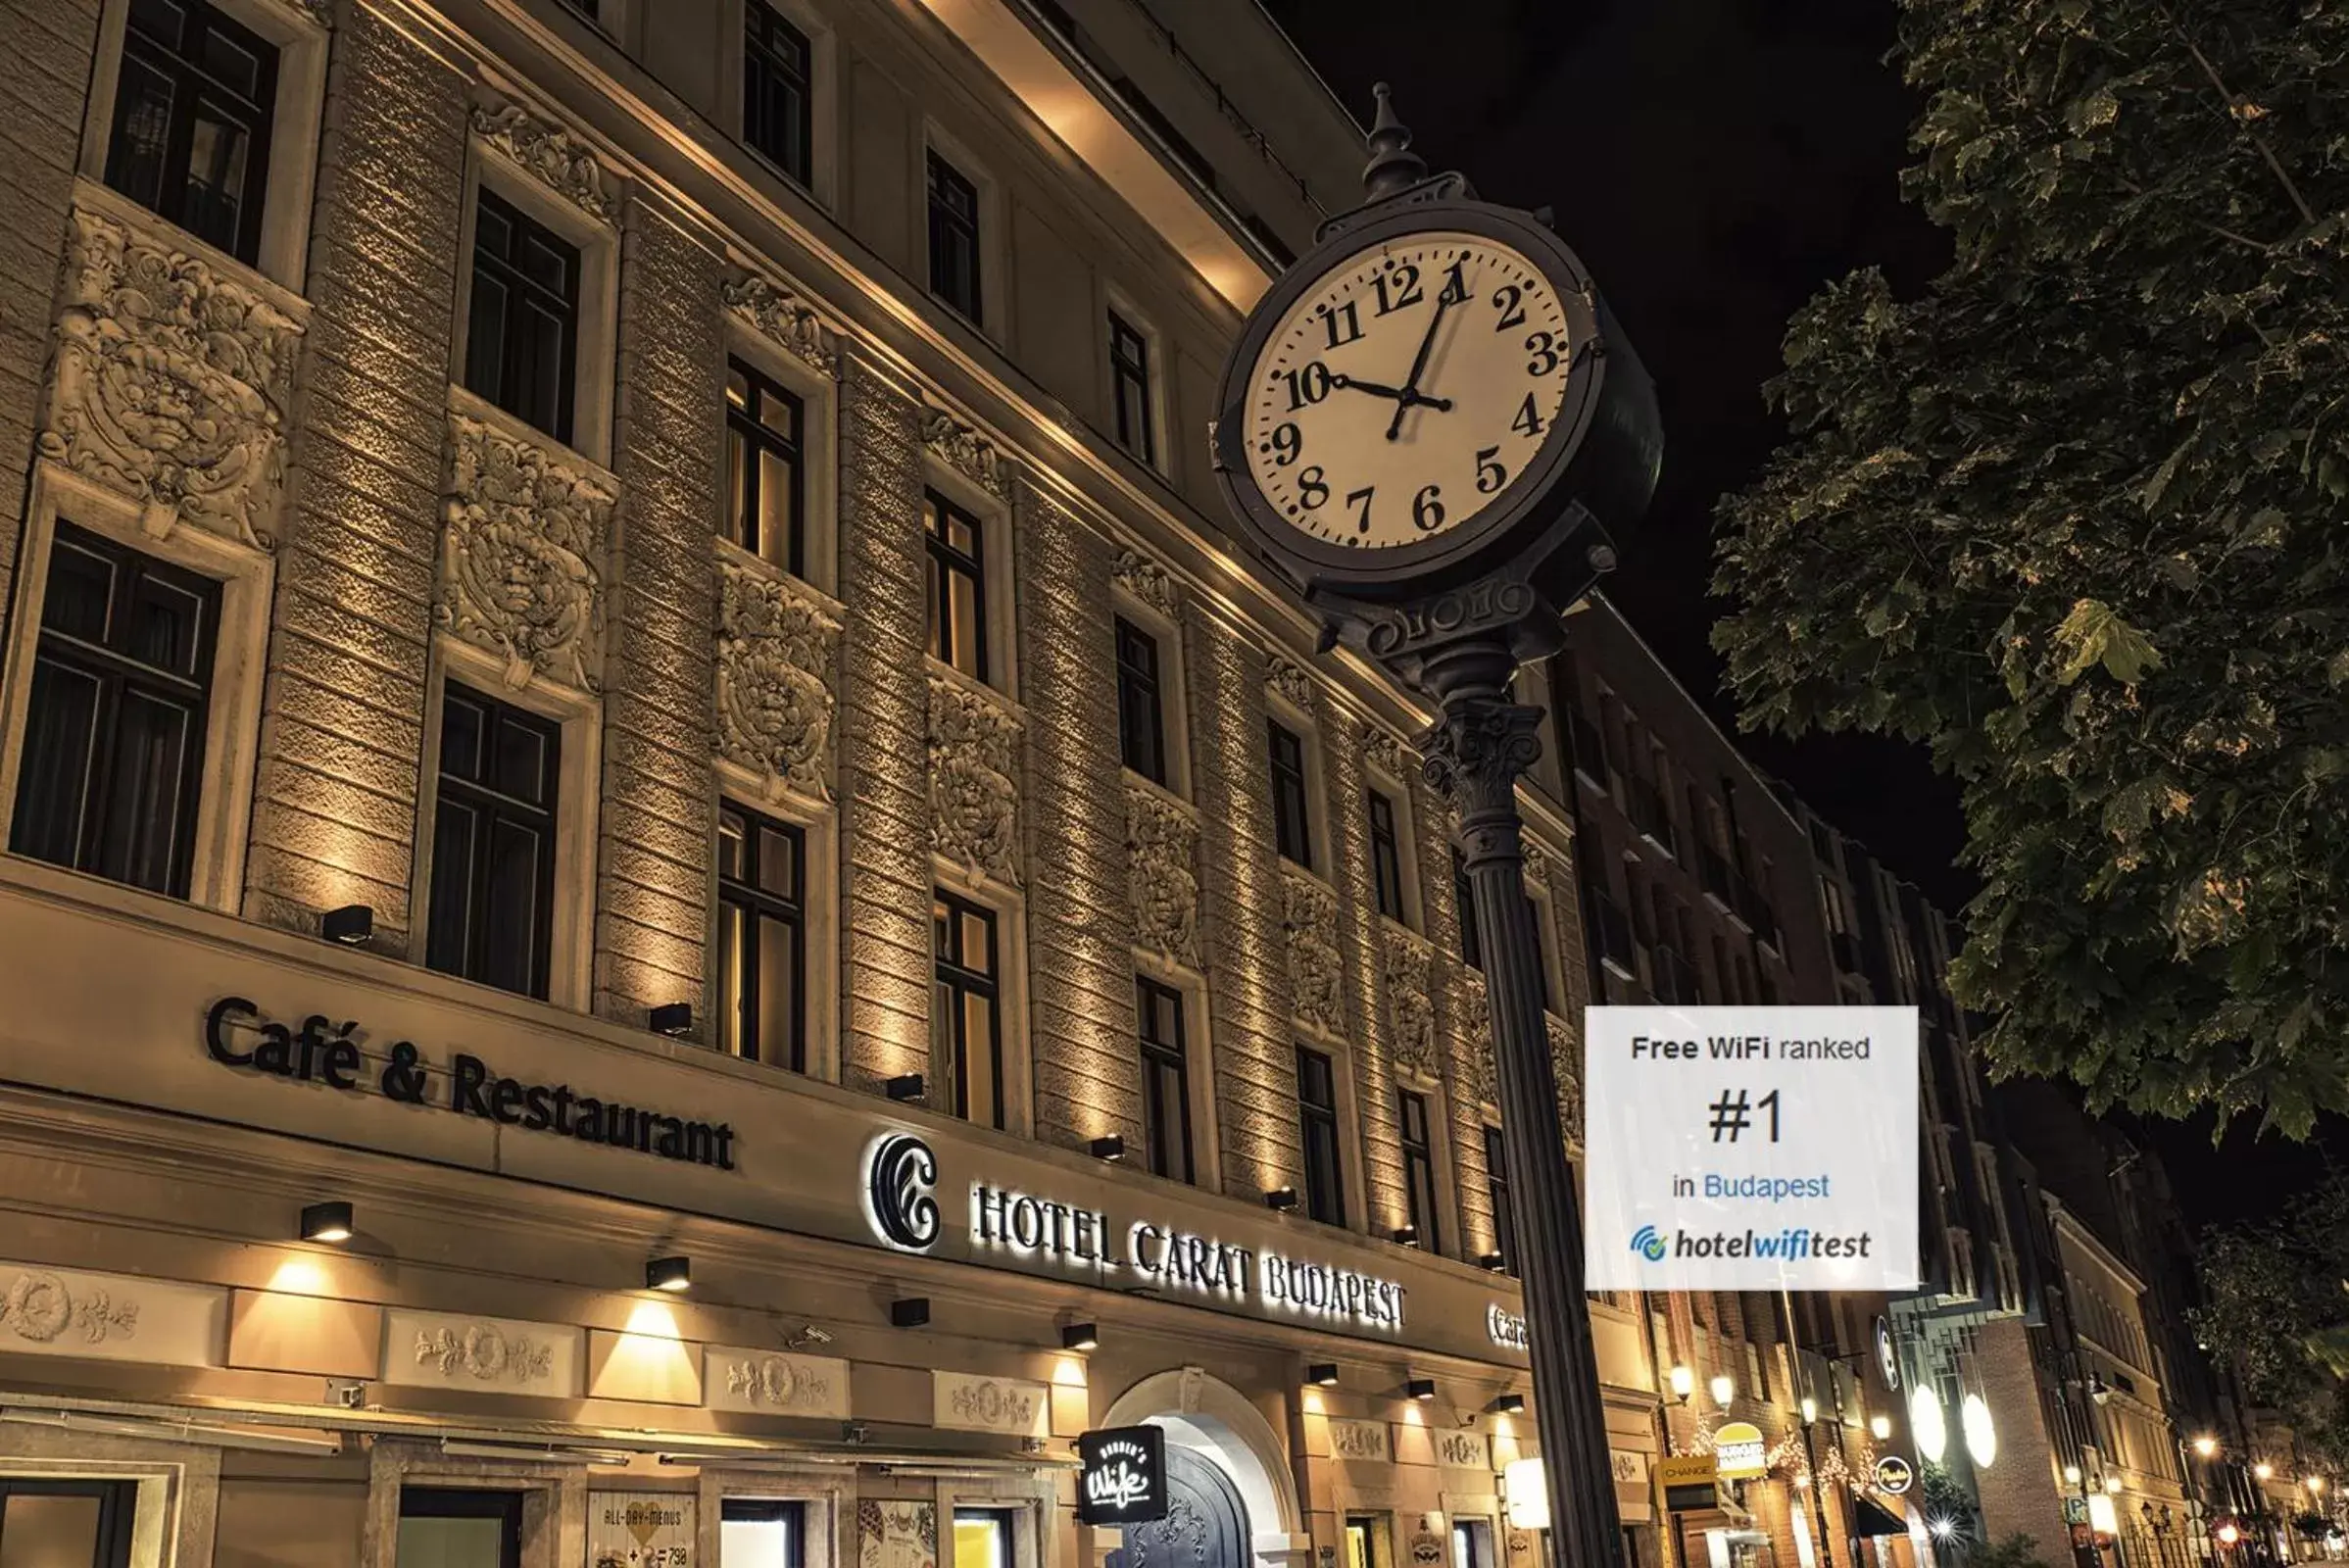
[2191,1172,2349,1466]
[1710,0,2349,1130]
[1970,1536,2056,1568]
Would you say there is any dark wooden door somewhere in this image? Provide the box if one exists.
[1126,1445,1253,1568]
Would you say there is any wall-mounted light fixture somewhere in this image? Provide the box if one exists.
[885,1073,927,1102]
[2065,1465,2083,1487]
[1477,1251,1507,1271]
[1061,1323,1100,1351]
[1667,1364,1693,1403]
[1871,1413,1893,1441]
[649,1003,693,1037]
[1406,1377,1438,1401]
[1306,1363,1340,1388]
[646,1256,691,1293]
[1263,1186,1298,1211]
[1391,1225,1420,1247]
[2193,1436,2219,1459]
[300,1200,354,1243]
[891,1298,931,1328]
[1800,1395,1819,1426]
[1090,1135,1126,1161]
[321,905,373,945]
[1495,1394,1526,1415]
[1711,1374,1737,1409]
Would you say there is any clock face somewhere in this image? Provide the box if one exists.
[1242,229,1575,551]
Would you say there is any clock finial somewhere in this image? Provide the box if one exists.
[1362,82,1428,203]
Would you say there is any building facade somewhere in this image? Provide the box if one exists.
[0,0,1638,1562]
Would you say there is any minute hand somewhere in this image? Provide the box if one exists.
[1387,285,1460,441]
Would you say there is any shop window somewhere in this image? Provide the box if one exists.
[395,1488,522,1568]
[927,148,984,324]
[1137,973,1194,1183]
[1267,718,1312,867]
[1367,788,1405,921]
[105,0,278,265]
[718,801,806,1069]
[1399,1089,1441,1251]
[1297,1043,1345,1225]
[744,0,814,187]
[1484,1124,1517,1276]
[953,1509,1016,1568]
[1346,1517,1385,1568]
[0,1480,135,1568]
[1115,615,1166,786]
[9,522,219,900]
[925,489,990,685]
[722,1498,806,1566]
[1450,1520,1495,1568]
[426,684,561,1000]
[1109,308,1155,465]
[465,186,580,445]
[726,356,806,578]
[935,888,1003,1129]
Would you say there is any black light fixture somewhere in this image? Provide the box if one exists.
[1478,1251,1508,1271]
[891,1297,931,1328]
[1392,1225,1420,1247]
[1061,1322,1100,1350]
[649,1002,693,1037]
[646,1255,692,1293]
[300,1200,354,1243]
[1263,1186,1299,1211]
[1406,1377,1438,1401]
[1495,1393,1527,1414]
[1090,1135,1126,1161]
[321,905,373,945]
[1307,1363,1341,1388]
[886,1073,927,1102]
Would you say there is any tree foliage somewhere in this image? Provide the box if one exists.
[1711,0,2349,1130]
[2190,1173,2349,1465]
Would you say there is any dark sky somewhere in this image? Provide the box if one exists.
[1259,0,2340,1228]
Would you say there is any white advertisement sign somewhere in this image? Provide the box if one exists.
[1583,1006,1919,1291]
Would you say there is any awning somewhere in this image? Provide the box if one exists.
[1853,1496,1910,1538]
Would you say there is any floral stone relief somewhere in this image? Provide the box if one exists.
[470,102,614,223]
[929,675,1022,885]
[437,407,613,694]
[1548,1012,1584,1145]
[1381,924,1439,1082]
[724,273,840,375]
[1267,654,1313,710]
[920,405,1012,499]
[1127,783,1200,968]
[41,205,303,549]
[1282,865,1345,1033]
[0,1269,138,1346]
[1111,548,1180,616]
[1462,974,1497,1107]
[717,561,840,801]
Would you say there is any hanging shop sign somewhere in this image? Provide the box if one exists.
[1875,1316,1900,1390]
[1874,1457,1915,1496]
[862,1133,1408,1331]
[1660,1454,1720,1513]
[1714,1422,1769,1481]
[1078,1427,1169,1525]
[205,998,737,1169]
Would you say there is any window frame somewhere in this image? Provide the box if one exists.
[1267,717,1313,869]
[463,183,583,449]
[1296,1042,1346,1226]
[925,487,992,687]
[743,0,816,188]
[1107,305,1157,467]
[1367,786,1406,923]
[1451,847,1482,970]
[1136,972,1196,1184]
[397,1486,524,1568]
[1114,613,1168,787]
[925,143,986,327]
[423,681,563,1002]
[935,885,1005,1131]
[1483,1123,1517,1276]
[0,1478,137,1568]
[1397,1087,1442,1252]
[725,354,808,579]
[102,0,280,267]
[718,799,808,1071]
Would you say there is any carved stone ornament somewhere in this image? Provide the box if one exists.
[920,405,1012,498]
[0,1269,138,1346]
[294,0,333,24]
[724,273,840,375]
[415,1321,555,1385]
[1522,838,1550,886]
[1267,654,1314,710]
[1362,722,1409,781]
[1461,974,1497,1107]
[717,561,840,801]
[929,674,1022,885]
[438,407,613,693]
[470,101,614,223]
[949,1379,1037,1430]
[1381,924,1439,1082]
[1282,865,1345,1033]
[726,1354,834,1409]
[40,205,303,549]
[1548,1011,1584,1146]
[1127,783,1200,968]
[1112,548,1180,616]
[1328,1417,1391,1462]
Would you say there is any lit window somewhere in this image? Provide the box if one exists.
[924,490,989,684]
[1399,1090,1441,1251]
[717,803,806,1070]
[725,358,806,576]
[1484,1125,1516,1276]
[426,685,560,1000]
[1367,789,1405,920]
[105,0,278,264]
[935,890,1003,1129]
[954,1510,1015,1568]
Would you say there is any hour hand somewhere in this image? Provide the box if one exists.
[1329,371,1411,401]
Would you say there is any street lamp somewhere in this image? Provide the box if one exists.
[1872,1414,1893,1442]
[1669,1364,1694,1403]
[1712,1374,1737,1409]
[2197,1438,2221,1460]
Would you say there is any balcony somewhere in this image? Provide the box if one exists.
[1628,776,1678,859]
[1652,946,1700,1006]
[1697,844,1735,912]
[1564,710,1612,793]
[1588,890,1640,981]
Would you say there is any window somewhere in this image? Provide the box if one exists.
[11,523,219,899]
[935,890,1003,1130]
[1450,1521,1495,1568]
[954,1510,1015,1568]
[465,187,580,444]
[1484,1124,1517,1276]
[1267,719,1312,867]
[396,1488,523,1568]
[1367,789,1405,921]
[1109,310,1155,464]
[745,0,814,186]
[725,358,806,576]
[105,0,278,264]
[927,148,983,323]
[1398,1089,1441,1250]
[0,1480,135,1568]
[1346,1518,1382,1568]
[718,803,806,1070]
[723,1498,806,1567]
[1452,848,1482,969]
[1137,975,1193,1183]
[925,490,990,684]
[426,685,561,1000]
[1114,616,1166,785]
[1297,1044,1345,1225]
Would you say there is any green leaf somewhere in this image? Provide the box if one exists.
[2054,599,2164,686]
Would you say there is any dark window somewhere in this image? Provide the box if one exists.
[927,149,984,323]
[1484,1124,1517,1276]
[397,1488,523,1568]
[0,1479,136,1568]
[718,803,806,1070]
[925,490,989,683]
[1367,789,1405,921]
[1267,719,1312,867]
[1399,1089,1441,1251]
[1452,848,1482,969]
[725,357,805,576]
[465,187,579,444]
[1137,974,1194,1183]
[105,0,278,264]
[426,686,561,1000]
[1114,616,1166,784]
[11,523,218,899]
[1297,1044,1345,1224]
[1109,310,1155,464]
[935,889,1003,1129]
[724,1497,806,1565]
[745,0,814,186]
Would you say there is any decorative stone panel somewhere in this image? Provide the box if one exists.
[436,396,614,693]
[1282,864,1345,1033]
[705,1347,850,1418]
[42,202,305,549]
[1461,973,1497,1108]
[1267,653,1313,710]
[724,272,841,375]
[1362,722,1410,781]
[933,1370,1048,1437]
[470,100,613,223]
[385,1309,580,1396]
[1549,1011,1584,1148]
[1523,839,1550,886]
[1111,547,1180,616]
[1128,784,1200,968]
[929,672,1022,886]
[716,560,840,801]
[921,403,1012,499]
[1437,1431,1493,1472]
[1329,1418,1392,1462]
[0,1261,223,1368]
[1382,923,1439,1082]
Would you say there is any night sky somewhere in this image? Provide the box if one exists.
[1260,0,2341,1227]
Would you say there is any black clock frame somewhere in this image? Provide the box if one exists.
[1212,196,1660,604]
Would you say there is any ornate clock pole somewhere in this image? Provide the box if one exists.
[1210,87,1664,1568]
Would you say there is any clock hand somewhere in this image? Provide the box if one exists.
[1328,371,1412,401]
[1386,283,1461,440]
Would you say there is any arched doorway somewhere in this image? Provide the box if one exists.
[1127,1446,1253,1568]
[1102,1369,1303,1568]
